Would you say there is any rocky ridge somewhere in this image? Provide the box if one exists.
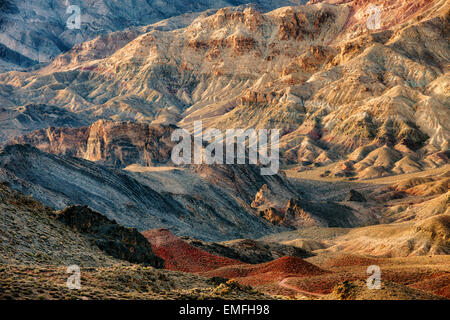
[0,0,307,70]
[56,205,164,267]
[0,182,120,266]
[182,237,313,264]
[9,119,177,167]
[0,144,293,241]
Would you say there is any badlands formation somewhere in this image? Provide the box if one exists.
[0,0,449,300]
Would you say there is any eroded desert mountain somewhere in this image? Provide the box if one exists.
[0,0,449,301]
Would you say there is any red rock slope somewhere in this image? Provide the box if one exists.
[202,256,327,286]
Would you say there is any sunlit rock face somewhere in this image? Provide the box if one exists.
[1,1,448,183]
[0,0,306,70]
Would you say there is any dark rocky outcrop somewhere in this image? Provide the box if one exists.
[9,120,177,167]
[55,205,164,268]
[345,189,367,202]
[260,207,286,226]
[0,104,89,144]
[0,44,36,68]
[0,0,18,14]
[0,183,120,266]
